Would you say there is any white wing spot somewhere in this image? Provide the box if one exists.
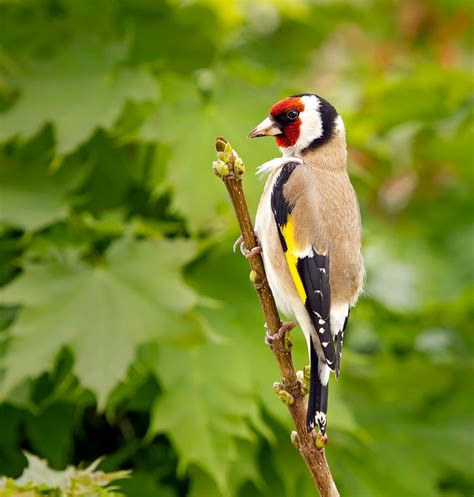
[316,411,327,427]
[318,319,325,325]
[322,341,329,348]
[318,327,325,334]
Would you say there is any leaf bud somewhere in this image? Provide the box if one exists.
[315,432,328,450]
[234,157,245,178]
[303,365,311,383]
[216,160,229,176]
[224,143,233,156]
[215,137,227,152]
[278,389,294,405]
[290,431,300,448]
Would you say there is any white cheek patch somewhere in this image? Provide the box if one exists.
[298,95,323,151]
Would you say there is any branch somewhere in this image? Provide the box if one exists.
[212,138,340,497]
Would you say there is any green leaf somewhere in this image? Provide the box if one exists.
[24,403,76,469]
[148,343,268,494]
[116,471,176,497]
[0,405,24,476]
[187,441,262,497]
[264,427,318,497]
[140,73,281,231]
[0,40,157,155]
[0,238,205,407]
[0,452,129,496]
[0,131,86,231]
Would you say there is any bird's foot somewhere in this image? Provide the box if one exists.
[243,246,262,259]
[264,321,298,346]
[232,234,261,259]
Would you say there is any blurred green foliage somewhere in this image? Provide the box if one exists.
[0,452,129,496]
[0,0,472,496]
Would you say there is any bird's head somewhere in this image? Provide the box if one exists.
[248,93,344,157]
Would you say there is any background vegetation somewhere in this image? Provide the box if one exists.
[0,0,472,496]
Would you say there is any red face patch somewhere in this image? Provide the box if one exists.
[270,97,305,148]
[270,97,304,116]
[275,122,300,147]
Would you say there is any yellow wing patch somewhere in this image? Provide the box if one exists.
[280,216,307,302]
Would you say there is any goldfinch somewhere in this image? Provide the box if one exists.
[248,94,364,434]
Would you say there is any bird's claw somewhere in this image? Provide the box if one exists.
[264,321,298,346]
[242,245,261,259]
[232,235,243,253]
[232,234,261,259]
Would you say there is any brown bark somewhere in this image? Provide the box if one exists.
[212,138,340,497]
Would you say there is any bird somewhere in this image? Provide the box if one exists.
[247,93,364,435]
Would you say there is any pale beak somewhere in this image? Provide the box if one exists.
[248,117,282,138]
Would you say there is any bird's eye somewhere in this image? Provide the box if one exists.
[287,110,299,120]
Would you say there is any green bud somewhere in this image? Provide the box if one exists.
[216,151,226,162]
[234,157,245,178]
[278,390,294,405]
[272,381,282,393]
[290,431,300,448]
[224,143,233,156]
[315,432,328,449]
[215,137,227,152]
[296,370,304,383]
[216,160,229,176]
[250,270,264,288]
[304,365,311,383]
[284,332,293,349]
[227,152,235,166]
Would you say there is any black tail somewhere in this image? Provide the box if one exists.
[306,337,328,434]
